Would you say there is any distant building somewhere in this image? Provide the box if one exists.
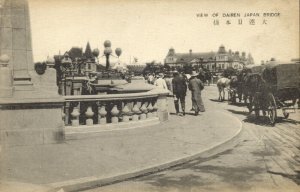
[54,42,98,74]
[164,45,254,72]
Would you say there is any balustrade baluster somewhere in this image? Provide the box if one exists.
[122,102,130,122]
[111,104,119,124]
[64,102,70,125]
[132,101,141,121]
[71,102,80,126]
[97,102,107,125]
[147,102,154,118]
[140,102,148,120]
[85,104,94,126]
[62,107,66,124]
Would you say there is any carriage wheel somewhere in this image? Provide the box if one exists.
[267,93,277,126]
[282,109,289,119]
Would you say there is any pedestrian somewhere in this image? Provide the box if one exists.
[154,73,168,90]
[188,71,205,116]
[172,71,187,116]
[164,73,173,93]
[148,73,154,84]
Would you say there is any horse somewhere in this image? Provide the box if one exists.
[243,73,270,116]
[228,76,239,103]
[217,77,231,101]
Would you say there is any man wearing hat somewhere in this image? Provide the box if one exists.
[172,71,187,116]
[154,73,167,90]
[188,71,205,116]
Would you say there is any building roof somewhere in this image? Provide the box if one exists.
[84,42,94,59]
[173,52,216,63]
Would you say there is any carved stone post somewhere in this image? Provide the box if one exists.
[132,101,141,121]
[122,102,130,122]
[111,104,119,124]
[152,100,158,117]
[85,104,94,126]
[97,102,107,125]
[71,103,80,126]
[140,102,148,120]
[64,102,70,125]
[147,102,153,118]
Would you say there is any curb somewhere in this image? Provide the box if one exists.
[49,112,244,192]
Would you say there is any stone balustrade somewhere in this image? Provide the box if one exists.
[63,89,169,127]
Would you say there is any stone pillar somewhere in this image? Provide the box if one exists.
[156,95,169,122]
[0,0,34,91]
[0,54,13,97]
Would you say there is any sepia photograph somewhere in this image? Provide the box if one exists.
[0,0,299,191]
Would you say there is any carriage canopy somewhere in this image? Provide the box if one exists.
[262,62,300,90]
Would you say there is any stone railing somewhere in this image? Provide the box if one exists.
[63,89,169,127]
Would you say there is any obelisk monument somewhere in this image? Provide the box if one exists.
[0,0,34,94]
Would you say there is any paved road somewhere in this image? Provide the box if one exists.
[84,86,300,192]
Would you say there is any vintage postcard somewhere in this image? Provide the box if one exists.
[0,0,299,191]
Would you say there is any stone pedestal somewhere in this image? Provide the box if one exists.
[0,98,64,146]
[156,95,169,122]
[0,0,65,147]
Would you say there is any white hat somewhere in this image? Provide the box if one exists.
[191,71,199,77]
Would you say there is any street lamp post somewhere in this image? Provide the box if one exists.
[103,40,112,70]
[102,40,122,70]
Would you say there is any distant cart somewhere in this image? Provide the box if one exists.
[248,61,300,125]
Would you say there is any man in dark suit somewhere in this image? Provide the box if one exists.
[172,71,187,116]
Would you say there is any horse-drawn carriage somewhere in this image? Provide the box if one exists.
[247,61,300,125]
[226,64,265,104]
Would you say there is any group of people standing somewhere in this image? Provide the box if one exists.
[150,71,205,116]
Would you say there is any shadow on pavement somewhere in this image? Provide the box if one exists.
[275,117,300,125]
[267,170,300,185]
[209,99,225,103]
[227,109,249,116]
[228,102,248,107]
[169,112,203,116]
[135,149,260,191]
[227,108,300,126]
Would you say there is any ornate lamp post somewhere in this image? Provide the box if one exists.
[103,40,112,70]
[102,40,122,70]
[199,57,204,69]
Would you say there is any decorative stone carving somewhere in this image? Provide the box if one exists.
[122,103,131,122]
[98,103,107,125]
[132,102,141,121]
[85,106,94,126]
[111,104,119,123]
[71,104,80,126]
[140,103,148,120]
[147,102,153,118]
[152,101,158,117]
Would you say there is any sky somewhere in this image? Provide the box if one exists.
[28,0,299,65]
